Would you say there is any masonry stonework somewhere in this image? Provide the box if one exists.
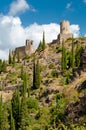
[15,40,34,59]
[58,20,73,42]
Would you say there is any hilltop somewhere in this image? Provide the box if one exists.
[0,20,86,130]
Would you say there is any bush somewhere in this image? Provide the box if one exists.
[56,46,62,53]
[27,97,39,110]
[49,63,55,69]
[51,70,58,77]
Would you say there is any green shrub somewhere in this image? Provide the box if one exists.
[56,46,62,53]
[27,97,39,110]
[49,63,55,69]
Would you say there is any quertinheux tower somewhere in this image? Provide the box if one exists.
[58,20,73,42]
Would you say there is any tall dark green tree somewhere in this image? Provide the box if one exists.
[0,59,2,73]
[22,72,28,96]
[42,32,46,50]
[9,50,12,64]
[10,105,15,130]
[19,95,29,130]
[71,39,75,69]
[0,96,3,130]
[35,59,41,89]
[61,40,67,73]
[11,90,20,130]
[75,44,83,67]
[2,60,7,73]
[13,54,16,67]
[17,50,20,63]
[33,59,41,89]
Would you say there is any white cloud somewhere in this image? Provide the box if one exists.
[70,25,80,37]
[8,0,30,16]
[0,14,80,60]
[66,2,72,9]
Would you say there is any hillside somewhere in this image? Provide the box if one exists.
[0,37,86,130]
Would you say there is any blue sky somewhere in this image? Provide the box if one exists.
[0,0,86,59]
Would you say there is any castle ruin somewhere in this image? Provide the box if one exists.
[58,20,73,42]
[14,39,34,59]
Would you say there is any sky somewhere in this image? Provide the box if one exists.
[0,0,86,59]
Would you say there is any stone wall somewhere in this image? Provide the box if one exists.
[14,39,34,59]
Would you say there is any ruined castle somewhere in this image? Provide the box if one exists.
[14,20,73,59]
[14,39,34,59]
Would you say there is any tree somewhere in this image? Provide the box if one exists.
[2,60,7,73]
[10,105,15,130]
[71,39,75,69]
[13,54,15,67]
[75,44,83,67]
[9,50,12,64]
[61,40,67,73]
[11,90,20,130]
[37,40,42,52]
[33,59,41,89]
[20,96,29,130]
[42,32,46,50]
[0,59,2,73]
[17,50,20,63]
[0,96,3,130]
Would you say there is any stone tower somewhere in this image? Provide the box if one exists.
[15,39,34,59]
[58,20,73,42]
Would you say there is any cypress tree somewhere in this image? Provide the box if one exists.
[33,59,41,89]
[22,72,28,96]
[10,105,15,130]
[75,44,83,67]
[0,59,2,73]
[42,32,46,50]
[61,41,66,72]
[2,60,7,73]
[71,39,75,69]
[11,90,20,130]
[33,58,36,89]
[20,96,29,130]
[9,50,12,64]
[13,54,15,67]
[35,59,41,89]
[0,96,2,130]
[17,50,20,63]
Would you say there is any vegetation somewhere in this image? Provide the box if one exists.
[0,36,86,129]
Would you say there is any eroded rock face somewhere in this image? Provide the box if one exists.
[65,80,86,124]
[65,96,86,123]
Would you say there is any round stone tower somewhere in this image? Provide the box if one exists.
[60,20,70,34]
[58,20,73,43]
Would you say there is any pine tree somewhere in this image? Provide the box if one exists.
[42,32,46,50]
